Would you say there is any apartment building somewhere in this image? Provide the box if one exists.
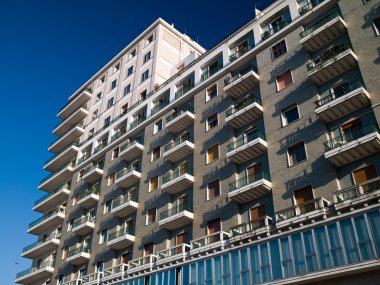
[15,0,380,284]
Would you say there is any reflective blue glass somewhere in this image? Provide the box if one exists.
[303,230,318,272]
[240,249,250,284]
[260,243,271,282]
[368,211,380,256]
[182,264,189,285]
[205,259,213,285]
[231,251,240,284]
[198,260,205,285]
[354,216,374,260]
[222,254,231,285]
[340,219,360,264]
[269,240,282,280]
[250,245,261,284]
[291,233,306,275]
[327,223,345,266]
[280,237,294,278]
[214,255,222,285]
[315,226,331,269]
[190,263,197,285]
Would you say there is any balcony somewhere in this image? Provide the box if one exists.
[72,215,95,235]
[151,99,170,115]
[54,105,88,136]
[333,177,380,211]
[190,231,230,256]
[77,187,100,209]
[298,0,325,16]
[39,163,74,192]
[107,227,135,250]
[159,203,194,230]
[48,124,85,154]
[230,216,272,242]
[21,232,60,259]
[27,207,65,235]
[82,162,104,183]
[229,44,254,63]
[62,279,82,285]
[130,116,146,130]
[58,89,92,119]
[33,183,70,213]
[175,83,194,100]
[226,131,267,164]
[275,197,330,228]
[44,142,79,172]
[307,44,358,85]
[161,166,194,195]
[92,142,108,155]
[128,255,157,274]
[111,129,126,143]
[67,245,91,265]
[166,105,194,134]
[115,165,141,188]
[261,19,290,41]
[224,66,259,98]
[228,172,272,203]
[15,261,54,284]
[200,64,223,81]
[119,139,144,161]
[163,135,194,162]
[111,195,138,218]
[156,244,191,266]
[102,264,128,283]
[324,124,380,167]
[82,272,102,284]
[315,81,370,123]
[300,11,347,52]
[225,95,263,129]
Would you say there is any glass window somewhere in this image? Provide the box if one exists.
[354,215,374,260]
[270,240,282,280]
[146,208,156,224]
[303,230,318,272]
[282,104,300,126]
[143,51,151,63]
[373,17,380,35]
[112,148,119,159]
[327,223,345,266]
[340,219,360,264]
[124,84,131,95]
[107,98,114,109]
[154,120,163,134]
[287,141,307,166]
[108,172,116,186]
[141,70,149,82]
[276,70,293,91]
[207,179,220,200]
[104,116,111,127]
[231,251,240,284]
[250,245,261,283]
[271,39,287,59]
[104,200,112,214]
[206,85,217,101]
[280,237,294,278]
[111,79,117,90]
[207,145,219,164]
[222,254,231,285]
[151,146,161,161]
[127,66,134,76]
[292,233,306,275]
[149,176,158,192]
[207,113,218,130]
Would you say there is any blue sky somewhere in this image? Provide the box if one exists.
[0,0,272,283]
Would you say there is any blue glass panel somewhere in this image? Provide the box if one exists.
[303,230,318,272]
[182,264,189,285]
[169,269,176,285]
[150,274,156,285]
[314,226,331,269]
[340,219,360,264]
[138,278,144,285]
[327,223,345,266]
[231,251,240,284]
[269,240,282,280]
[280,237,294,278]
[214,255,222,285]
[222,254,231,285]
[250,245,261,284]
[156,271,163,285]
[205,259,213,285]
[240,249,250,284]
[163,270,169,284]
[260,243,271,282]
[368,211,380,257]
[291,233,306,275]
[190,263,197,285]
[354,215,374,261]
[198,259,205,285]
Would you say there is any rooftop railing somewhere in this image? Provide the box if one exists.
[225,95,262,117]
[229,171,271,191]
[227,131,266,152]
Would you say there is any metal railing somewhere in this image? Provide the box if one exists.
[224,65,258,86]
[166,105,194,123]
[116,164,141,180]
[79,186,100,201]
[306,43,351,71]
[128,254,157,269]
[83,161,104,175]
[103,263,128,278]
[175,83,195,100]
[334,177,380,203]
[108,226,135,242]
[82,272,102,284]
[160,202,193,220]
[15,260,53,279]
[164,134,193,152]
[130,116,146,130]
[230,216,272,237]
[276,197,329,222]
[77,153,90,165]
[261,19,291,41]
[225,95,262,117]
[300,10,341,38]
[315,81,363,108]
[162,166,193,184]
[73,215,95,229]
[227,131,266,152]
[229,171,271,191]
[157,244,191,260]
[111,194,137,210]
[201,64,223,81]
[28,207,65,229]
[299,0,325,16]
[324,123,379,151]
[49,123,84,147]
[62,279,82,285]
[54,104,88,130]
[22,231,61,254]
[45,142,79,165]
[120,137,144,153]
[229,44,254,62]
[151,99,170,115]
[34,183,70,207]
[191,231,230,249]
[111,129,126,142]
[93,142,108,155]
[40,162,73,184]
[67,244,91,258]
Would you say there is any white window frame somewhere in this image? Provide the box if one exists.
[281,104,300,127]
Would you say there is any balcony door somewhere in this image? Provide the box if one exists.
[294,186,314,214]
[244,127,258,141]
[144,242,154,256]
[353,165,378,192]
[237,40,248,55]
[340,118,362,142]
[247,163,262,183]
[331,80,350,98]
[178,161,189,175]
[120,252,130,265]
[78,268,87,279]
[207,218,221,243]
[250,204,266,221]
[176,232,187,254]
[178,195,188,208]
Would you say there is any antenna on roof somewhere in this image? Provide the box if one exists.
[184,26,187,35]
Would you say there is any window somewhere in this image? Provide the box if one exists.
[206,85,217,101]
[207,113,218,130]
[92,110,98,120]
[276,69,293,91]
[62,247,68,259]
[114,63,120,72]
[149,176,159,192]
[96,92,102,101]
[121,103,128,114]
[271,39,287,59]
[143,51,151,63]
[111,79,117,90]
[140,90,147,101]
[151,146,161,161]
[108,172,116,186]
[107,98,114,109]
[100,229,108,244]
[124,84,131,95]
[104,116,111,127]
[281,104,300,126]
[57,275,64,285]
[104,200,112,214]
[99,75,106,85]
[67,219,74,232]
[77,170,84,182]
[207,145,219,164]
[112,148,119,159]
[89,128,95,137]
[154,120,163,134]
[207,179,220,200]
[288,141,307,166]
[352,165,377,191]
[207,219,221,243]
[250,204,266,221]
[72,193,80,206]
[294,185,314,213]
[96,261,104,272]
[130,49,136,58]
[146,207,156,225]
[141,70,149,82]
[373,17,380,35]
[146,34,154,45]
[127,66,134,76]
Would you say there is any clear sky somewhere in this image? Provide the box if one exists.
[0,0,272,283]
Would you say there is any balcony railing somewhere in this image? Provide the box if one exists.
[324,123,379,151]
[229,44,254,62]
[120,137,144,152]
[191,231,230,249]
[162,166,192,184]
[160,202,193,220]
[116,164,141,180]
[45,142,79,165]
[230,216,272,237]
[22,232,61,254]
[315,81,363,108]
[334,177,380,203]
[82,272,102,284]
[111,129,126,142]
[175,83,194,100]
[225,95,262,117]
[276,197,329,222]
[200,64,223,81]
[229,171,271,191]
[129,254,157,269]
[108,227,135,242]
[299,0,325,16]
[151,99,170,115]
[28,207,65,230]
[77,153,90,165]
[157,244,191,260]
[224,65,258,86]
[73,215,95,229]
[49,123,84,147]
[300,10,341,38]
[34,183,70,207]
[261,19,291,41]
[130,116,146,130]
[103,264,128,278]
[15,260,53,279]
[306,43,351,71]
[53,104,88,130]
[83,161,104,175]
[166,105,194,123]
[164,135,193,152]
[93,142,107,155]
[79,186,100,200]
[227,131,266,152]
[67,245,91,258]
[39,162,73,185]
